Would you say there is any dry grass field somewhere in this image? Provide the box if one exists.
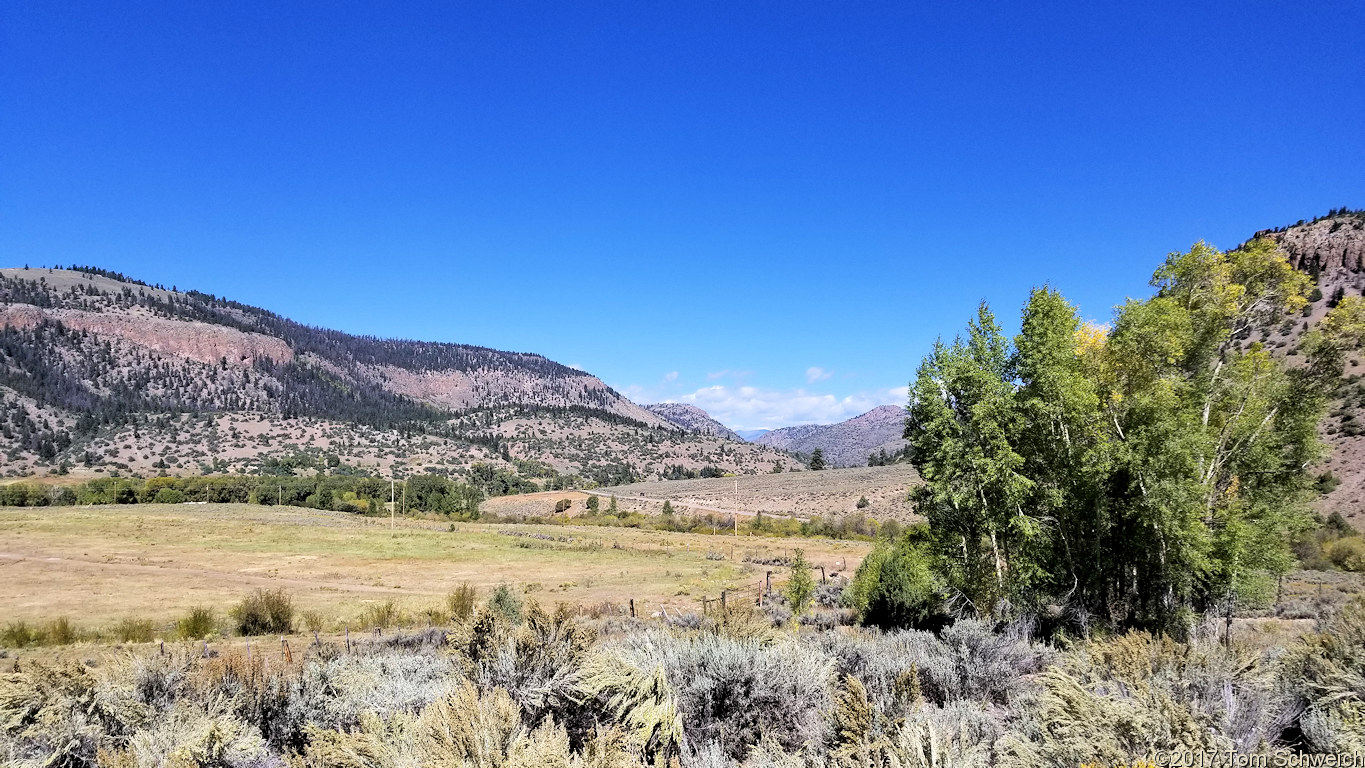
[597,464,921,521]
[0,502,871,633]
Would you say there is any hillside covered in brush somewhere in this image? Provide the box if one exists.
[643,402,745,441]
[0,267,793,484]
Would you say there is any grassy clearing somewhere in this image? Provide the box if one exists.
[0,502,870,636]
[596,464,922,521]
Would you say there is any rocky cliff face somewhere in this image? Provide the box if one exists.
[0,304,294,367]
[1247,211,1365,523]
[754,404,907,468]
[643,403,744,441]
[1258,212,1365,282]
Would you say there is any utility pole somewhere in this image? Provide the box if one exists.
[733,477,739,536]
[390,478,395,535]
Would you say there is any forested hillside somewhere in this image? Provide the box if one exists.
[643,402,745,441]
[0,267,793,484]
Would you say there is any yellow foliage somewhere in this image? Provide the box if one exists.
[1328,537,1365,572]
[1073,321,1109,356]
[414,680,522,768]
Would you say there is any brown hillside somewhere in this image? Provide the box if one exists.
[1245,212,1365,523]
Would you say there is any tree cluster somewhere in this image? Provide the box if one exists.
[876,239,1365,635]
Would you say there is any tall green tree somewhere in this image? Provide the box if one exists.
[1012,287,1110,619]
[899,240,1362,635]
[907,302,1034,617]
[808,448,826,471]
[1096,239,1317,628]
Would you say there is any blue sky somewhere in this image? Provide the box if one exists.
[2,2,1362,430]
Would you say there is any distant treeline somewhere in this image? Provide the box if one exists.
[509,501,892,542]
[0,473,483,519]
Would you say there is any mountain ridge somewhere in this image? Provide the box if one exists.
[642,402,744,442]
[1243,211,1365,522]
[753,404,908,468]
[0,266,794,483]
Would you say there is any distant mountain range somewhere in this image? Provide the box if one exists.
[752,405,908,468]
[645,403,908,470]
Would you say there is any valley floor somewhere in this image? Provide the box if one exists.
[0,502,871,631]
[596,464,921,522]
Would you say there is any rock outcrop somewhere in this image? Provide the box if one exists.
[0,304,294,366]
[1257,213,1365,285]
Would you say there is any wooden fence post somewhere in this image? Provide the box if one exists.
[630,599,636,618]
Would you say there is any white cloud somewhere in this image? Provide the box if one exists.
[662,371,679,383]
[678,385,900,430]
[805,366,832,383]
[706,369,729,380]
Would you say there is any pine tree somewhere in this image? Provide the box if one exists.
[809,448,826,471]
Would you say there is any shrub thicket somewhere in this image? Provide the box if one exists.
[177,607,217,640]
[447,584,477,621]
[488,584,523,624]
[6,604,1365,766]
[231,589,294,636]
[848,528,943,630]
[115,617,155,643]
